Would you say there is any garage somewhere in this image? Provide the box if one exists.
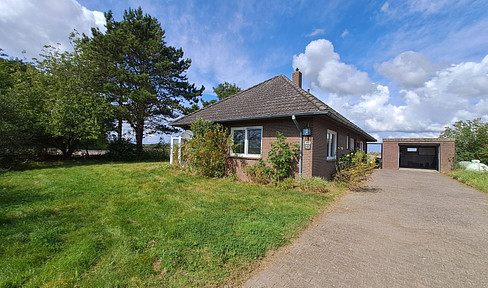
[382,138,455,172]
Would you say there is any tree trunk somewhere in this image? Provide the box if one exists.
[65,146,76,159]
[117,117,123,141]
[135,123,144,155]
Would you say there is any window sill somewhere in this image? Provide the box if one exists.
[230,154,262,160]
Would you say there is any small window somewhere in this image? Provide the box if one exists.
[349,137,355,151]
[359,141,364,151]
[407,147,417,152]
[231,126,263,158]
[327,130,337,160]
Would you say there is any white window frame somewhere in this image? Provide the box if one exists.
[360,141,364,151]
[327,129,337,160]
[230,126,263,158]
[349,137,355,151]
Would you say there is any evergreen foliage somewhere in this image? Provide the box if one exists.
[84,7,204,153]
[202,82,241,107]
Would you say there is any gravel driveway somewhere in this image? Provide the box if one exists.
[243,169,488,287]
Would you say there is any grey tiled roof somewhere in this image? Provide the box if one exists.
[171,75,376,141]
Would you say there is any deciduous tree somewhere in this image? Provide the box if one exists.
[440,118,488,164]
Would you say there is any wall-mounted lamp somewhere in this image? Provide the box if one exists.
[303,128,311,136]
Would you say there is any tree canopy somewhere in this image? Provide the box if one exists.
[0,7,204,165]
[440,118,488,164]
[85,7,204,153]
[202,82,241,107]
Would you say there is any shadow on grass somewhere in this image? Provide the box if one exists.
[1,158,170,174]
[0,185,51,208]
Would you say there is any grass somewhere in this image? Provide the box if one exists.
[0,162,339,287]
[447,169,488,193]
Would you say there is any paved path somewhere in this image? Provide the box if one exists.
[243,169,488,287]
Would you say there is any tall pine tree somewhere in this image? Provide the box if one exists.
[85,7,203,153]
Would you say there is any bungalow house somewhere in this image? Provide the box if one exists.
[171,69,376,180]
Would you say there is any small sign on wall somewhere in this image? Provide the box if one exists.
[304,140,311,150]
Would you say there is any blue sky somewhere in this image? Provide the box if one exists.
[1,0,488,144]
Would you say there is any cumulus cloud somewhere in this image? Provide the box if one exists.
[322,54,488,136]
[376,51,441,88]
[0,0,105,59]
[293,39,376,95]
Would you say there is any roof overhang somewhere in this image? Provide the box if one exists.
[171,111,377,142]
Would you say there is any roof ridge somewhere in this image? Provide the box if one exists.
[172,75,281,123]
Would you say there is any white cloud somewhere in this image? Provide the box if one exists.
[293,39,375,95]
[376,51,442,88]
[341,29,349,38]
[320,54,488,136]
[381,2,390,13]
[0,0,105,59]
[162,11,268,92]
[307,29,325,37]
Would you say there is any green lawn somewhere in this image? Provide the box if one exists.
[447,169,488,193]
[0,162,337,287]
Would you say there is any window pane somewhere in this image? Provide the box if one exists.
[247,129,262,155]
[332,133,337,156]
[327,132,332,157]
[327,131,337,158]
[233,130,245,154]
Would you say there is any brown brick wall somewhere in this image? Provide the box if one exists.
[311,116,371,179]
[382,138,456,172]
[222,117,309,181]
[382,142,399,170]
[222,115,373,181]
[439,141,456,172]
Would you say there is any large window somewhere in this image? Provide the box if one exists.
[327,130,337,160]
[231,126,263,158]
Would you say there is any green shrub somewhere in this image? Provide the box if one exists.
[275,177,296,190]
[139,147,169,162]
[245,132,299,185]
[334,150,376,188]
[298,177,330,193]
[268,132,300,181]
[182,118,232,177]
[244,159,274,184]
[106,140,137,161]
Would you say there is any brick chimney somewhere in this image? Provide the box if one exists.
[292,68,302,89]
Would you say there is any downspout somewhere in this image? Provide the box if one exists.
[292,115,303,178]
